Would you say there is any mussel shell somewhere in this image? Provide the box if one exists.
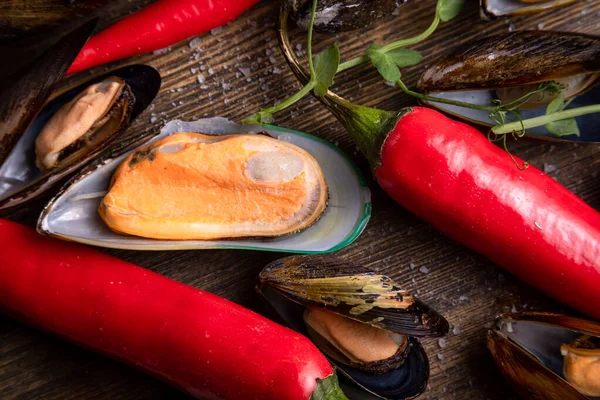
[260,255,449,337]
[480,0,578,19]
[288,0,408,33]
[488,312,600,400]
[37,118,371,253]
[416,31,600,142]
[0,19,96,168]
[257,261,434,400]
[417,31,600,93]
[0,64,161,210]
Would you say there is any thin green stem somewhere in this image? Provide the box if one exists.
[492,104,600,134]
[396,79,497,111]
[256,81,316,115]
[337,15,440,73]
[337,55,369,73]
[306,0,318,77]
[381,16,440,52]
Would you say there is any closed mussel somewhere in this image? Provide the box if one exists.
[0,64,161,210]
[287,0,408,33]
[480,0,577,19]
[258,255,449,400]
[488,312,600,399]
[417,31,600,141]
[38,118,371,252]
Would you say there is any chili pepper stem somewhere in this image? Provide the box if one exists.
[492,104,600,134]
[311,373,349,400]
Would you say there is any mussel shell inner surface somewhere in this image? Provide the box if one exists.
[500,320,581,377]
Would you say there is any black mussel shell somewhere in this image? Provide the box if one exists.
[418,31,600,93]
[259,255,449,337]
[288,0,408,33]
[488,312,600,400]
[0,64,161,210]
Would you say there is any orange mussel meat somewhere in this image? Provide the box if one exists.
[99,132,328,240]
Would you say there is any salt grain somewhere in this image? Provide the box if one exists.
[437,353,444,360]
[419,266,429,274]
[211,26,223,35]
[197,74,206,84]
[438,338,446,348]
[409,262,415,270]
[239,67,251,77]
[152,46,171,55]
[188,38,202,48]
[452,326,461,335]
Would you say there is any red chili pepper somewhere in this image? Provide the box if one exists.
[0,219,347,400]
[314,95,600,320]
[66,0,260,74]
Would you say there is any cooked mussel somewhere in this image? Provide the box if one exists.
[561,336,600,397]
[258,255,449,399]
[480,0,577,19]
[288,0,408,33]
[0,64,161,210]
[98,131,328,240]
[417,31,600,142]
[35,76,134,172]
[488,312,600,399]
[38,118,371,252]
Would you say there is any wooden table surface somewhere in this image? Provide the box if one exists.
[1,0,600,399]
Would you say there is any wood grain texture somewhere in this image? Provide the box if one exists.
[1,0,600,399]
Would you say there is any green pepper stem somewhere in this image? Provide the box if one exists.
[396,79,496,111]
[492,105,600,134]
[337,14,440,73]
[311,373,349,400]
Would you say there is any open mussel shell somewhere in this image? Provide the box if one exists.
[38,119,371,252]
[480,0,577,19]
[288,0,408,33]
[488,312,600,399]
[258,255,448,399]
[0,19,96,167]
[417,30,600,142]
[0,64,161,210]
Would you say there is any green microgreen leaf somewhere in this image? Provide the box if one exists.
[546,95,566,115]
[436,0,464,22]
[366,44,401,83]
[313,43,340,97]
[386,48,423,67]
[546,118,580,137]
